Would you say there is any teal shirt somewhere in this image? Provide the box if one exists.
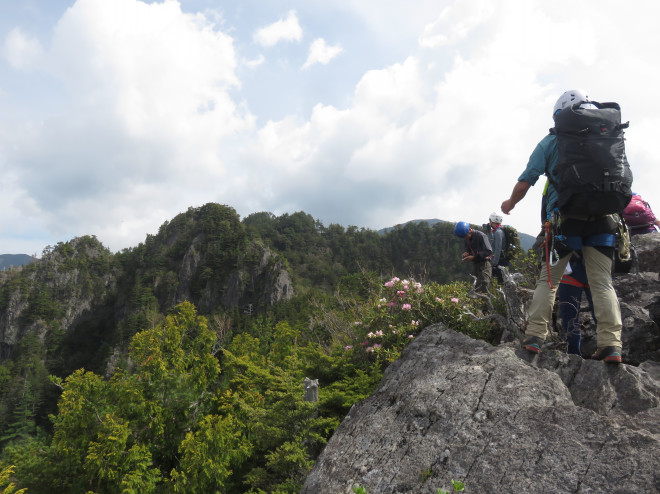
[518,133,558,219]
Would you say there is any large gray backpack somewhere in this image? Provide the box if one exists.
[549,101,633,216]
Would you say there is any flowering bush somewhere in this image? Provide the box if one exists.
[345,277,498,366]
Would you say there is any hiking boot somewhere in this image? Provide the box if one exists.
[522,335,544,354]
[591,346,622,363]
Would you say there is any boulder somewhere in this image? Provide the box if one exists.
[302,326,660,494]
[630,232,660,274]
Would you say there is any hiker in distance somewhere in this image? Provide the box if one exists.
[486,212,508,284]
[500,89,630,363]
[454,221,493,294]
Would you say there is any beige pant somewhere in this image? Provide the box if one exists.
[526,246,622,347]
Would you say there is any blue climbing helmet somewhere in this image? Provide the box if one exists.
[454,221,470,238]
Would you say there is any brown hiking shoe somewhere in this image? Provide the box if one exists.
[522,335,544,354]
[591,346,622,363]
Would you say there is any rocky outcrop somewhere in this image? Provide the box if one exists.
[0,236,116,358]
[175,233,205,304]
[613,272,660,364]
[216,243,293,312]
[630,232,660,273]
[262,264,293,306]
[0,291,30,358]
[303,327,660,494]
[0,217,295,361]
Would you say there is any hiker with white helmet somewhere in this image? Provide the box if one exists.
[500,89,630,363]
[454,221,493,294]
[486,212,508,283]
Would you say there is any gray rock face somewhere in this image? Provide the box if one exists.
[175,233,205,303]
[0,236,116,357]
[218,243,293,311]
[631,232,660,274]
[302,327,660,494]
[0,290,30,349]
[615,272,660,364]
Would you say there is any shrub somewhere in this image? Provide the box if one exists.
[342,276,499,367]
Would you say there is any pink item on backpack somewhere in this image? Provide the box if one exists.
[622,194,656,227]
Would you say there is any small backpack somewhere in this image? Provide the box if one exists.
[550,100,633,216]
[501,225,520,261]
[622,193,656,228]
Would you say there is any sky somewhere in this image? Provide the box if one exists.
[1,0,659,256]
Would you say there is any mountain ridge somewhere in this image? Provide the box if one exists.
[0,253,33,270]
[1,215,538,261]
[378,218,537,252]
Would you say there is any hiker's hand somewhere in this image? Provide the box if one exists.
[502,181,530,214]
[501,199,514,215]
[463,255,474,262]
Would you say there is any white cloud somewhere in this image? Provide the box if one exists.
[253,10,303,47]
[243,54,265,69]
[3,27,43,69]
[234,0,660,238]
[419,0,493,48]
[3,0,660,256]
[302,38,342,69]
[1,0,255,252]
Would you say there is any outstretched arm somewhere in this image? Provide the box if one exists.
[501,180,532,215]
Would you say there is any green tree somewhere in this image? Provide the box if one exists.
[5,302,249,494]
[169,414,251,493]
[128,301,222,470]
[220,323,338,492]
[0,465,26,494]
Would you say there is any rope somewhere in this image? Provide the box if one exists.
[543,220,554,289]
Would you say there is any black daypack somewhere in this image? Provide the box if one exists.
[501,225,520,261]
[550,101,633,216]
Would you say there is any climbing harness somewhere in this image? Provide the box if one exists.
[541,209,561,289]
[614,213,632,262]
[547,209,562,268]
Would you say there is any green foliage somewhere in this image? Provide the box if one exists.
[0,436,54,492]
[83,415,161,494]
[437,479,465,493]
[332,276,499,369]
[0,333,51,449]
[508,245,542,289]
[169,414,251,494]
[352,484,368,494]
[317,365,382,418]
[0,235,121,433]
[0,465,26,494]
[243,214,467,292]
[3,302,245,494]
[452,479,466,491]
[218,322,338,493]
[420,467,433,481]
[0,205,534,493]
[499,224,521,261]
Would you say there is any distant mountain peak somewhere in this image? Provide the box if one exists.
[0,254,34,270]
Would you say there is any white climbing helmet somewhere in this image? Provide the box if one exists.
[553,89,590,115]
[489,212,503,224]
